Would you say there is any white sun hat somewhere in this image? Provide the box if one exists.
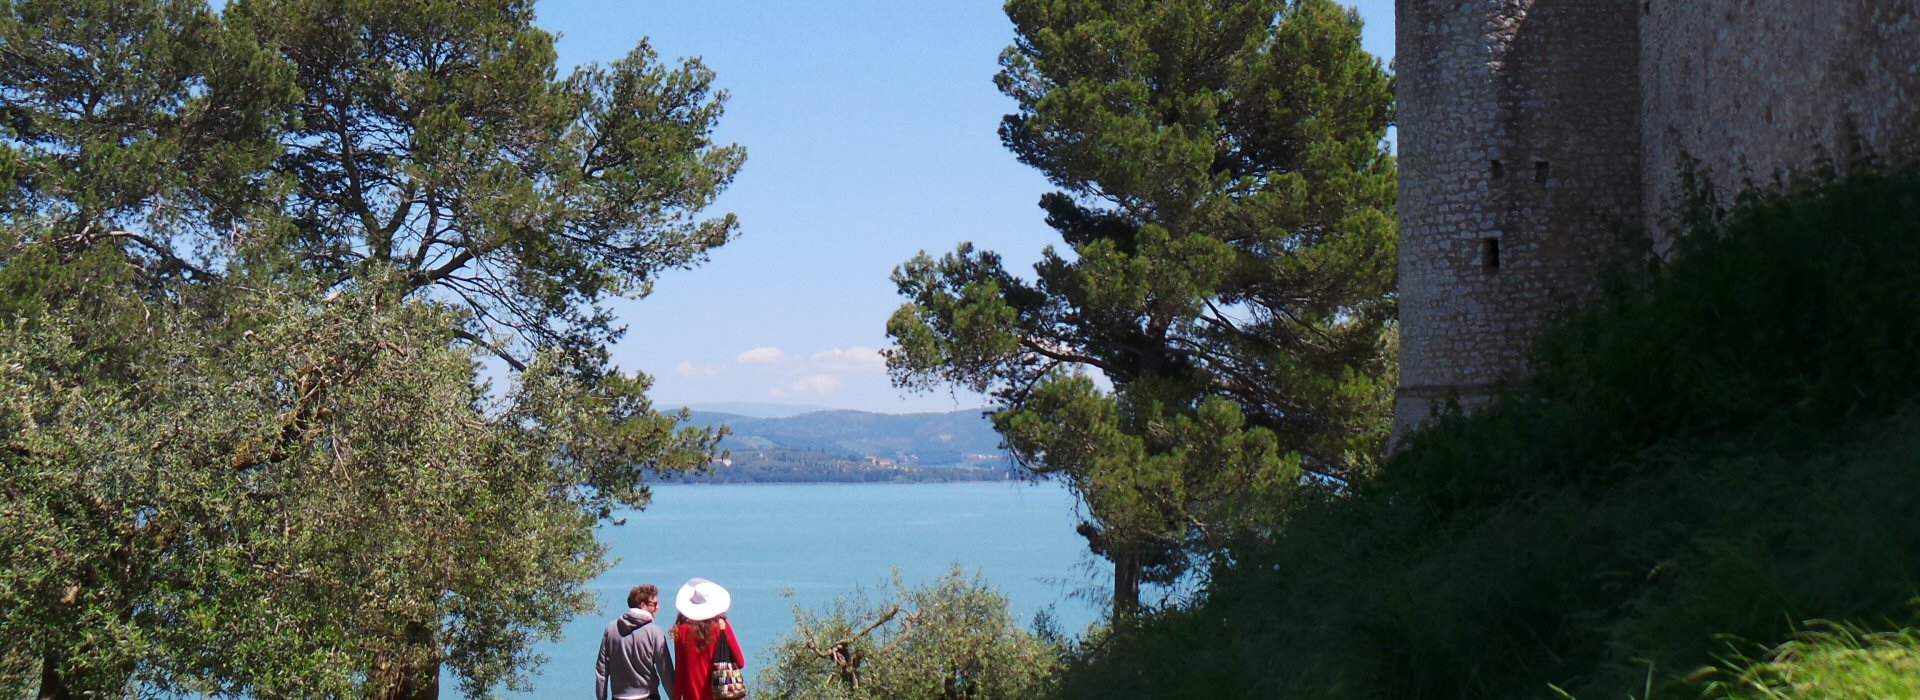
[675,578,732,621]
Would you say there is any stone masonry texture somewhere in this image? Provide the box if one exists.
[1393,0,1920,441]
[1641,1,1920,245]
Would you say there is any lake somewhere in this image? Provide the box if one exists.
[505,481,1104,698]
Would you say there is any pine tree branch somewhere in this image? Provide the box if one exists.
[452,328,527,372]
[102,230,216,280]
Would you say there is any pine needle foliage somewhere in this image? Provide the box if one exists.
[886,0,1395,617]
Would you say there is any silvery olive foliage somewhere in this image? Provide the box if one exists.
[0,276,717,698]
[762,568,1067,700]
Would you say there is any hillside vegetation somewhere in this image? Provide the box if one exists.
[1053,163,1920,699]
[666,409,1015,483]
[685,409,1006,467]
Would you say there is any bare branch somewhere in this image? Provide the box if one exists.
[1018,336,1113,374]
[104,230,216,280]
[452,328,527,372]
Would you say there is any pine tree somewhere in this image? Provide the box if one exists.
[887,0,1396,615]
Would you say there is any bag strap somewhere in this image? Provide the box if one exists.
[712,623,735,665]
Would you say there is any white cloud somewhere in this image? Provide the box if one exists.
[736,347,786,364]
[675,362,722,379]
[809,346,886,374]
[786,374,843,396]
[737,345,887,400]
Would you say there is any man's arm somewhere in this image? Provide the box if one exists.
[595,632,611,700]
[657,631,676,700]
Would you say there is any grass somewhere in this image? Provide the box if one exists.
[1697,621,1920,699]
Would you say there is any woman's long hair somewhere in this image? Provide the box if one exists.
[677,614,719,646]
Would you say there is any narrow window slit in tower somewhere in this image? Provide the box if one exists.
[1490,159,1504,180]
[1481,238,1501,270]
[1534,160,1550,185]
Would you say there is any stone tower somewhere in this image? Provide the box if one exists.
[1392,0,1644,437]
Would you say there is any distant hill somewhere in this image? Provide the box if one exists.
[662,446,1014,485]
[677,402,836,419]
[682,408,1008,468]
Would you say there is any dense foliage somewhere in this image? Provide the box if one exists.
[886,0,1396,615]
[0,0,738,696]
[2,0,741,373]
[1052,163,1920,699]
[761,568,1066,700]
[0,279,712,698]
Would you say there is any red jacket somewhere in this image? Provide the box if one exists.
[672,619,744,700]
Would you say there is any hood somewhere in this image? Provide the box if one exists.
[616,607,654,634]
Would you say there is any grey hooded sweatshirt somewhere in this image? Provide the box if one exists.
[596,607,676,700]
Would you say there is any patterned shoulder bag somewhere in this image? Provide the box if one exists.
[709,622,746,700]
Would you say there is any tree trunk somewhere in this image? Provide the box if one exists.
[370,621,440,700]
[1112,548,1142,619]
[36,644,127,700]
[369,659,439,700]
[36,650,70,700]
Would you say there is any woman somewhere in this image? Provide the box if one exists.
[672,578,745,700]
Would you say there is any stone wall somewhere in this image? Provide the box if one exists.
[1393,0,1642,438]
[1641,0,1920,246]
[1394,0,1920,441]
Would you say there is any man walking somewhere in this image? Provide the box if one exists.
[597,584,676,700]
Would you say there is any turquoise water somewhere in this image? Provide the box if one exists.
[508,481,1103,698]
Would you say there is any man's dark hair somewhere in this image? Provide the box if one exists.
[628,584,658,609]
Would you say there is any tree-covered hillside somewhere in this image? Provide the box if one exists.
[663,409,1015,483]
[685,409,1006,467]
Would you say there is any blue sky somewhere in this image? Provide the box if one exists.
[535,0,1397,414]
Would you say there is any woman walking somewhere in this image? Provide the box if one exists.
[672,578,746,700]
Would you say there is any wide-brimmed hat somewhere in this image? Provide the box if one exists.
[675,578,732,621]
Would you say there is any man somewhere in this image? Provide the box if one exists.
[596,583,676,700]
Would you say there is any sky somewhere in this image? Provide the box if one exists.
[533,0,1397,415]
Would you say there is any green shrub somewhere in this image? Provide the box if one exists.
[761,568,1065,700]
